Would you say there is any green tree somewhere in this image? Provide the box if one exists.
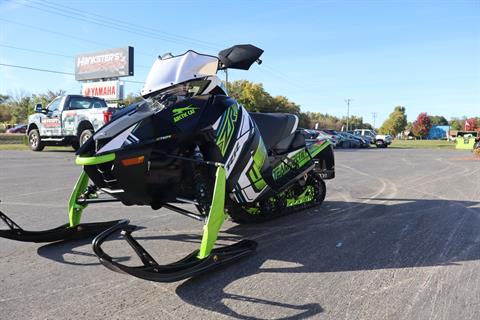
[298,112,311,128]
[0,94,9,104]
[0,94,12,122]
[227,80,274,112]
[450,119,463,131]
[9,94,32,123]
[32,90,66,109]
[272,95,301,114]
[122,92,143,106]
[344,115,373,130]
[379,106,407,136]
[430,115,448,125]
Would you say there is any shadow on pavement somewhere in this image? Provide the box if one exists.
[175,198,480,319]
[33,198,480,319]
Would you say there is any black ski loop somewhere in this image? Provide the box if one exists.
[0,210,23,231]
[121,227,159,267]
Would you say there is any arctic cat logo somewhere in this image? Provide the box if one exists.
[172,105,199,123]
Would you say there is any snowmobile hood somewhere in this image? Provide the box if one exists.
[93,101,154,141]
[141,51,219,98]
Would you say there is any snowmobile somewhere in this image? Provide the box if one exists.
[0,45,335,282]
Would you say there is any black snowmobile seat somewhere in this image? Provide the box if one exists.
[249,112,298,150]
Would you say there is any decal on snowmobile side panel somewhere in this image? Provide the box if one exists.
[232,135,269,203]
[172,105,200,123]
[215,103,239,156]
[224,106,252,177]
[97,125,137,154]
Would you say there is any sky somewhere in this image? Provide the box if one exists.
[0,0,479,126]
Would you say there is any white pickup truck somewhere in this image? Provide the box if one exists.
[353,129,392,148]
[27,95,114,151]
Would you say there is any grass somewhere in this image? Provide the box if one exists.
[0,140,460,151]
[390,139,456,149]
[0,144,73,151]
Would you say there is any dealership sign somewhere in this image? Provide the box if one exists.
[82,80,122,100]
[75,47,134,81]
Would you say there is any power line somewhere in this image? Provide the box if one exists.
[0,18,154,58]
[39,0,221,49]
[0,63,74,75]
[9,0,220,51]
[0,44,151,68]
[0,63,145,84]
[9,0,308,87]
[3,1,312,91]
[0,44,73,58]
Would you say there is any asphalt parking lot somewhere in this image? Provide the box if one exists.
[1,148,479,320]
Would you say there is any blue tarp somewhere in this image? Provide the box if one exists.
[428,125,450,139]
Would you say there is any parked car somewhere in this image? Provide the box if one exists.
[27,95,115,151]
[318,129,342,147]
[315,130,337,147]
[348,130,373,145]
[341,132,369,148]
[300,129,319,140]
[337,132,361,148]
[6,124,27,134]
[353,129,392,148]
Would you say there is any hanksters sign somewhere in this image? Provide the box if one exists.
[75,46,134,81]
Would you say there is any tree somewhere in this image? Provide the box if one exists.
[464,118,477,131]
[379,106,407,136]
[32,90,66,109]
[122,92,143,106]
[9,95,32,124]
[450,118,464,131]
[344,115,373,130]
[412,112,432,138]
[227,80,274,112]
[430,115,448,126]
[0,94,12,122]
[0,94,9,104]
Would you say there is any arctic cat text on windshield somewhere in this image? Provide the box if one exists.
[0,44,335,282]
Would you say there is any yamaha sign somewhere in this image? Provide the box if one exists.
[82,80,123,100]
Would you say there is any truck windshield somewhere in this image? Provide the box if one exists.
[47,97,62,112]
[68,97,107,110]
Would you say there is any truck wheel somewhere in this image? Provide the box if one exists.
[376,140,385,148]
[28,129,44,151]
[79,129,93,146]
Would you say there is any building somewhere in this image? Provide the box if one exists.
[428,125,450,139]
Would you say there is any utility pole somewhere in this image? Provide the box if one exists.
[372,112,377,129]
[345,99,351,131]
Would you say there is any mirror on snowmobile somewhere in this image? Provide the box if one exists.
[218,44,264,70]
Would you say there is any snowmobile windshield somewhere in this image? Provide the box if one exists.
[141,51,219,97]
[145,79,211,112]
